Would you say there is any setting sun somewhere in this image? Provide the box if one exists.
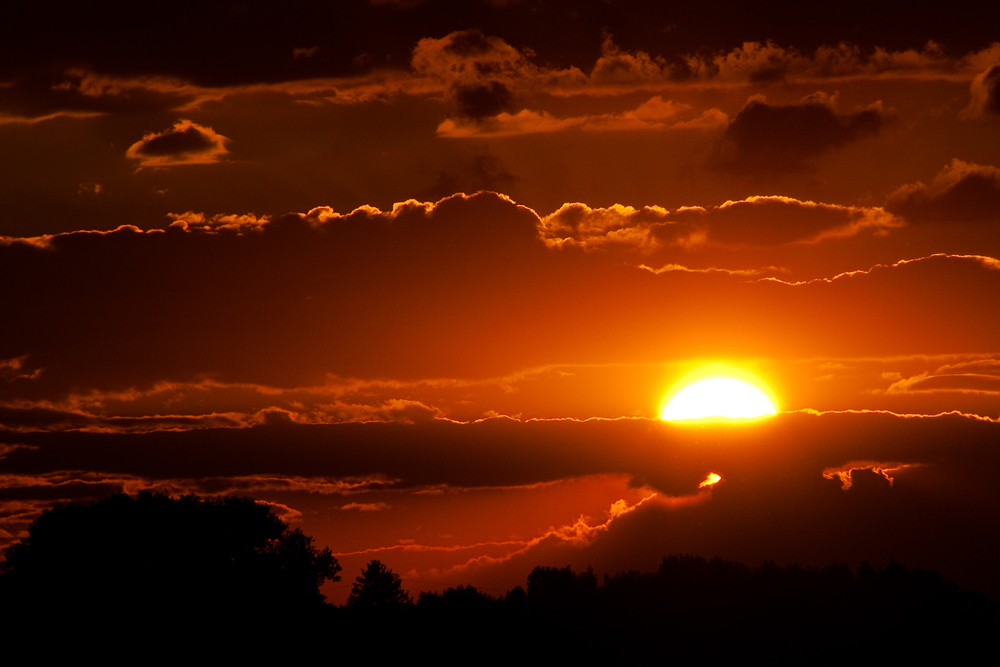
[661,365,778,422]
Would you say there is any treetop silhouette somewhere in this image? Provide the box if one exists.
[347,559,413,610]
[0,491,341,622]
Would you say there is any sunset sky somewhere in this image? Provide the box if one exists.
[2,1,999,604]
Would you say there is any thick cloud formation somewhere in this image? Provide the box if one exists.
[126,120,230,167]
[886,160,1000,225]
[2,413,999,597]
[0,192,997,413]
[711,94,885,173]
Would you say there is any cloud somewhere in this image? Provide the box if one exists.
[687,41,806,83]
[5,413,1000,596]
[411,29,583,89]
[821,461,914,490]
[984,65,1000,114]
[883,358,1000,397]
[710,93,886,173]
[0,69,198,122]
[411,29,587,124]
[666,196,901,246]
[438,96,727,138]
[0,196,996,408]
[590,36,672,85]
[540,202,671,251]
[964,62,1000,117]
[540,196,899,251]
[452,81,514,120]
[438,109,583,138]
[885,160,1000,225]
[684,41,994,84]
[0,192,549,395]
[1,412,994,504]
[126,119,230,167]
[342,502,390,511]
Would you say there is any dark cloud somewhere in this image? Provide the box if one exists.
[886,160,1000,225]
[126,120,229,167]
[0,405,246,433]
[663,196,898,246]
[984,65,1000,115]
[1,1,995,90]
[0,412,994,504]
[453,81,514,120]
[0,193,550,395]
[2,413,1000,595]
[0,71,196,121]
[442,29,495,57]
[0,194,997,404]
[711,95,885,173]
[134,125,214,157]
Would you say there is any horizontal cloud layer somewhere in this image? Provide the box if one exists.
[2,412,999,596]
[1,193,997,405]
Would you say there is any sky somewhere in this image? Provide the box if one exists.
[2,0,1000,604]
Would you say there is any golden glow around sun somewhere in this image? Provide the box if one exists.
[660,364,778,423]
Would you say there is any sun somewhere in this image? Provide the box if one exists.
[660,363,778,423]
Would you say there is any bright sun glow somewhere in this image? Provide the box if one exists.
[660,364,778,423]
[699,472,722,488]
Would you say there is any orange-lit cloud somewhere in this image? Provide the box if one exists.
[886,160,1000,225]
[540,195,899,252]
[437,96,728,138]
[685,41,1000,84]
[883,358,1000,397]
[6,36,994,125]
[341,502,391,511]
[821,461,915,490]
[126,119,230,167]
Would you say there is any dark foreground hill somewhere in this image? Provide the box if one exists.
[1,493,996,660]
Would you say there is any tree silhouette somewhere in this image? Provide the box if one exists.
[0,491,341,630]
[347,559,412,610]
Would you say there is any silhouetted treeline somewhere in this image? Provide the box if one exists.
[2,494,996,659]
[346,557,998,660]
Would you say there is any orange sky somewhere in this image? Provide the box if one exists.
[2,1,1000,604]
